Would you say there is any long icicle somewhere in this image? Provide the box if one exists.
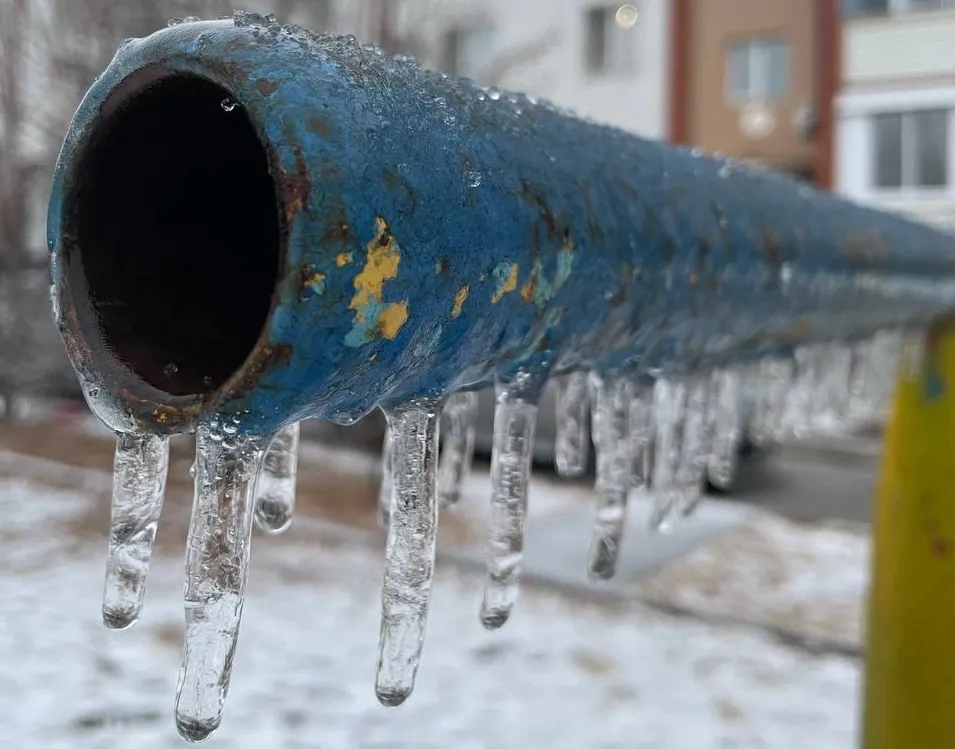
[674,374,713,518]
[253,421,300,534]
[706,368,742,491]
[175,419,267,743]
[587,373,633,580]
[749,357,794,445]
[102,433,170,630]
[378,422,394,529]
[628,382,655,490]
[480,373,539,630]
[437,391,478,507]
[554,370,590,477]
[649,378,687,531]
[376,398,441,707]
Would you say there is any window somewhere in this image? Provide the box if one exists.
[843,0,955,16]
[907,0,955,11]
[442,25,496,80]
[841,0,889,17]
[584,4,638,76]
[726,37,790,104]
[873,110,949,189]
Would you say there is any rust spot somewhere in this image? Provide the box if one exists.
[154,410,168,424]
[934,539,951,557]
[307,116,333,139]
[762,230,782,267]
[521,268,538,304]
[517,180,561,238]
[436,257,450,275]
[336,252,353,267]
[221,343,294,403]
[256,79,279,97]
[321,220,351,245]
[843,230,892,267]
[280,149,310,222]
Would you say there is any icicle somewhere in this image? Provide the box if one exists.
[673,375,713,518]
[649,378,687,531]
[378,423,394,530]
[848,331,904,421]
[376,399,441,707]
[175,419,267,743]
[554,371,590,477]
[783,346,822,438]
[629,383,655,489]
[437,391,478,507]
[749,357,795,445]
[812,345,853,430]
[706,368,742,491]
[102,433,170,630]
[587,374,633,580]
[253,422,300,534]
[480,374,539,630]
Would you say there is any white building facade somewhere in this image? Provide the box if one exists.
[352,0,672,139]
[836,0,955,231]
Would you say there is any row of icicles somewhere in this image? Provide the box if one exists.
[99,329,912,742]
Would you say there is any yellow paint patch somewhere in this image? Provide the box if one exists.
[491,263,519,303]
[451,286,469,318]
[378,301,409,339]
[349,217,401,325]
[336,252,353,267]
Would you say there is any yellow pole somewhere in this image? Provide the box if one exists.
[863,320,955,749]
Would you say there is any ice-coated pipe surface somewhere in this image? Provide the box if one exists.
[49,17,955,440]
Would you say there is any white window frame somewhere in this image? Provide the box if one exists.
[890,0,955,14]
[870,108,955,196]
[725,36,790,106]
[584,4,639,77]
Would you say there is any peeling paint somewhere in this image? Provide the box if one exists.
[451,286,468,318]
[491,262,519,303]
[520,236,577,310]
[345,216,403,347]
[305,272,326,295]
[378,301,409,339]
[336,252,353,267]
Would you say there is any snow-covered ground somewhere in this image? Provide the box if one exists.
[0,447,865,749]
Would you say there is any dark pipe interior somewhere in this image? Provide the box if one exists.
[68,74,280,396]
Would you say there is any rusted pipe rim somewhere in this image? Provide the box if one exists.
[54,55,289,434]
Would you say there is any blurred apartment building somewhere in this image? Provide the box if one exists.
[667,0,839,187]
[836,0,955,231]
[6,0,955,262]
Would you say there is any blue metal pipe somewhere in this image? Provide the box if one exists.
[48,16,955,438]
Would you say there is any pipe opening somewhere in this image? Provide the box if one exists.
[67,73,280,397]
